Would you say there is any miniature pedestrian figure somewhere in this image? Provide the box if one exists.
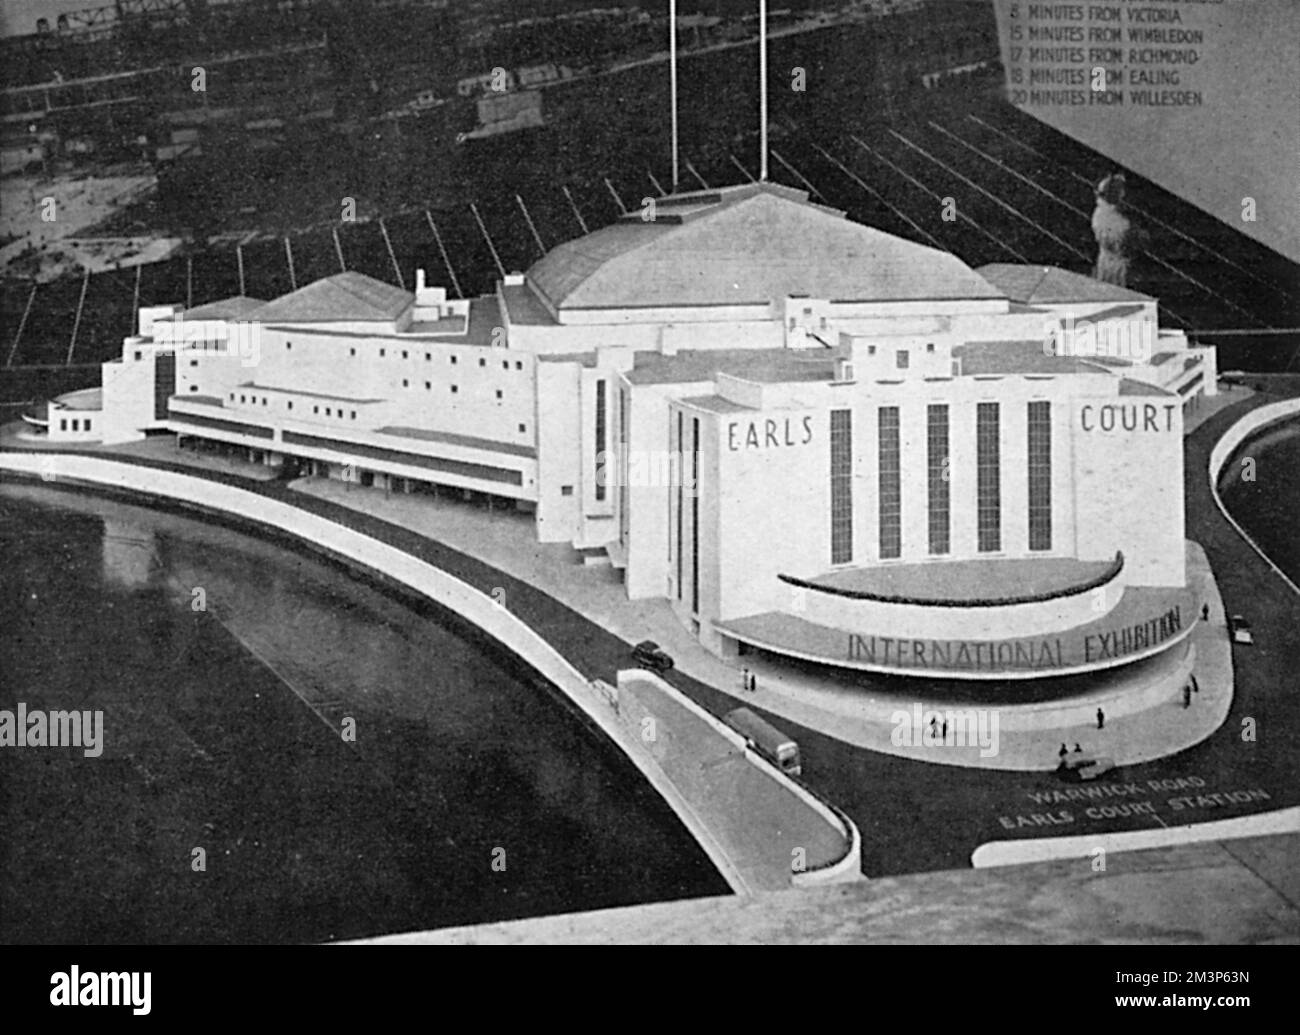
[941,719,949,741]
[929,715,938,740]
[1096,707,1105,730]
[1201,603,1210,621]
[1059,743,1068,759]
[1184,685,1192,708]
[741,666,750,692]
[1191,674,1199,694]
[749,673,757,693]
[1073,743,1083,753]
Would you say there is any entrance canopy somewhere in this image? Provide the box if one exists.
[716,584,1196,681]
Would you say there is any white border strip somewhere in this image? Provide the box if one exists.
[972,806,1300,868]
[1207,397,1300,598]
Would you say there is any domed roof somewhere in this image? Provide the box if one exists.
[526,182,1004,312]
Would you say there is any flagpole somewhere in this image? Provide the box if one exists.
[759,0,768,181]
[670,0,679,191]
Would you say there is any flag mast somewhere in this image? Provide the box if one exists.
[759,0,768,181]
[670,0,679,191]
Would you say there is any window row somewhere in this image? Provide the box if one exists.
[58,418,92,432]
[289,340,526,372]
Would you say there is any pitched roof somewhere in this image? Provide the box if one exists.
[527,183,1004,311]
[252,272,412,324]
[977,264,1153,305]
[182,296,266,321]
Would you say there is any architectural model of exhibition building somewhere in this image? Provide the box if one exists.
[36,183,1216,685]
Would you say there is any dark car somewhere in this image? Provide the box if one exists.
[1228,614,1254,645]
[631,640,674,673]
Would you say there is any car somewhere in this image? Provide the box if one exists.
[1229,614,1254,645]
[631,640,674,673]
[1058,755,1116,782]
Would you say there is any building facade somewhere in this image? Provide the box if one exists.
[66,183,1215,682]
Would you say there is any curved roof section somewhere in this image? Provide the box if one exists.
[527,183,1005,312]
[253,272,412,324]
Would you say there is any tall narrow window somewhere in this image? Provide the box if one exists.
[927,404,950,555]
[1027,400,1052,550]
[692,418,700,614]
[830,410,853,564]
[619,387,630,545]
[878,407,901,559]
[676,411,683,600]
[977,402,1001,552]
[594,380,607,502]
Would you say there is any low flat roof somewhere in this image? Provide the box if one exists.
[238,382,385,403]
[954,340,1112,377]
[1118,377,1175,397]
[627,348,837,386]
[52,387,102,411]
[499,282,556,327]
[375,425,537,458]
[678,394,754,414]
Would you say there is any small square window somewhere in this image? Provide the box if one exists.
[425,381,432,390]
[338,411,344,419]
[191,385,199,392]
[288,401,293,410]
[803,307,812,316]
[518,423,526,433]
[478,357,485,367]
[262,398,267,405]
[926,342,935,353]
[351,411,357,420]
[326,408,332,416]
[189,358,198,367]
[133,351,142,361]
[229,393,234,400]
[402,350,408,359]
[451,355,458,365]
[286,341,292,350]
[380,348,386,357]
[71,419,79,431]
[495,389,503,399]
[896,350,909,369]
[240,395,246,403]
[425,353,431,361]
[867,345,876,356]
[561,485,573,497]
[350,347,356,356]
[502,361,509,370]
[451,385,458,394]
[314,406,319,414]
[402,379,409,387]
[60,419,67,431]
[85,419,92,431]
[515,361,522,370]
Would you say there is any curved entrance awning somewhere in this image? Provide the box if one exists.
[716,585,1196,680]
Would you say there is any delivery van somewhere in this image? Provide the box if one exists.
[724,707,802,777]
